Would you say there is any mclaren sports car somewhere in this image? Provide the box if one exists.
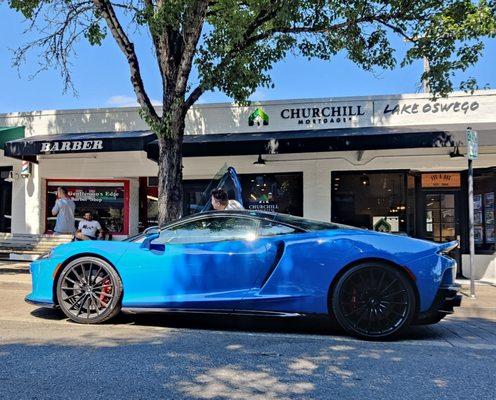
[26,210,461,340]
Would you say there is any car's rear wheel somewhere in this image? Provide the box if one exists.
[332,262,416,340]
[56,256,122,324]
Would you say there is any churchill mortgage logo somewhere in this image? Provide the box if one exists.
[280,104,366,126]
[40,140,104,153]
[248,107,269,126]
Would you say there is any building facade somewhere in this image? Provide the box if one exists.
[1,91,496,281]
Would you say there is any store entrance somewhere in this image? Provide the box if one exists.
[0,167,12,232]
[421,191,462,273]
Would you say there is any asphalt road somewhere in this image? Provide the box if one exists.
[1,273,496,400]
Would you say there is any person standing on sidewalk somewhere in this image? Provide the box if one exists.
[52,187,76,234]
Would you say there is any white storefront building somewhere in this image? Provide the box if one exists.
[1,90,496,281]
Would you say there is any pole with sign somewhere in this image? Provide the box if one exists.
[466,127,478,299]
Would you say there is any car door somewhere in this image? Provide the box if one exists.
[199,165,244,213]
[122,215,275,310]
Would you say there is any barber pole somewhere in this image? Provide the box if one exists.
[20,161,31,178]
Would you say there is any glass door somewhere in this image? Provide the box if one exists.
[423,192,461,271]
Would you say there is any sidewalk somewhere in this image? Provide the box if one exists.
[455,279,496,320]
[0,260,30,274]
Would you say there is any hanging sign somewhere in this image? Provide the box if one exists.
[421,173,461,188]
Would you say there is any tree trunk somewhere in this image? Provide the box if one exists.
[157,115,185,225]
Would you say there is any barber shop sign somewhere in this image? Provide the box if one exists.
[40,140,104,153]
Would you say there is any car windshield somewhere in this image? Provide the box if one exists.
[273,214,354,231]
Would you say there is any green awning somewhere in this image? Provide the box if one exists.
[0,127,24,150]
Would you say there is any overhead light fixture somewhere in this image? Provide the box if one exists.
[253,154,266,166]
[3,171,15,183]
[360,173,370,187]
[449,143,464,159]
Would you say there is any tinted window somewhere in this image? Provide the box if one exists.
[155,216,259,244]
[258,220,299,236]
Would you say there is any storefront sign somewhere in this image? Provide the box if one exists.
[421,173,461,188]
[40,140,103,153]
[373,95,496,128]
[382,100,479,116]
[185,100,372,134]
[280,104,366,127]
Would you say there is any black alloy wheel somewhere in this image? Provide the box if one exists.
[56,257,122,324]
[332,262,416,340]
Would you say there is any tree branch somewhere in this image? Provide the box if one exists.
[175,0,210,98]
[186,10,421,109]
[92,0,160,123]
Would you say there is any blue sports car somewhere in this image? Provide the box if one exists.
[27,209,461,340]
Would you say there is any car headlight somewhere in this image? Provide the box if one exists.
[38,250,53,260]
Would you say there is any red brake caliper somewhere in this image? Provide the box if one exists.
[99,278,112,305]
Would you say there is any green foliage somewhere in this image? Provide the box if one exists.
[85,22,107,46]
[8,0,41,19]
[8,0,496,104]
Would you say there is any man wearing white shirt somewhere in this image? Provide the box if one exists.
[75,212,102,240]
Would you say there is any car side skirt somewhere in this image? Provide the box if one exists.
[121,307,303,318]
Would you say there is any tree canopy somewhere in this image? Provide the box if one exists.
[7,0,496,222]
[9,1,496,108]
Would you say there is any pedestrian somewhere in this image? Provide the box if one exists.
[211,188,244,210]
[75,212,103,241]
[51,187,76,234]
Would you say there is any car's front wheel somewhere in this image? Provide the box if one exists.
[331,262,416,340]
[56,256,122,324]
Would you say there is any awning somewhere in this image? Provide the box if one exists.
[4,127,454,163]
[147,127,454,160]
[4,130,155,162]
[0,127,24,151]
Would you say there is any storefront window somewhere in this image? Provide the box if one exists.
[141,172,304,228]
[331,171,408,233]
[474,168,496,253]
[239,173,303,216]
[46,180,128,234]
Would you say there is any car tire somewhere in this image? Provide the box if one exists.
[331,262,416,340]
[56,256,122,324]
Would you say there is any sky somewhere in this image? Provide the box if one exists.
[0,4,495,114]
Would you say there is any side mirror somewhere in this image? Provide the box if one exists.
[140,233,160,250]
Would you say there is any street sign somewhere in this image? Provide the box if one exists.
[467,128,478,160]
[466,127,477,299]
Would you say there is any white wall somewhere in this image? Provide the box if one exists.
[1,90,496,138]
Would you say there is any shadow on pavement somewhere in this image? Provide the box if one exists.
[30,306,452,342]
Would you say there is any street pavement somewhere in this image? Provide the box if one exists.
[1,267,496,400]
